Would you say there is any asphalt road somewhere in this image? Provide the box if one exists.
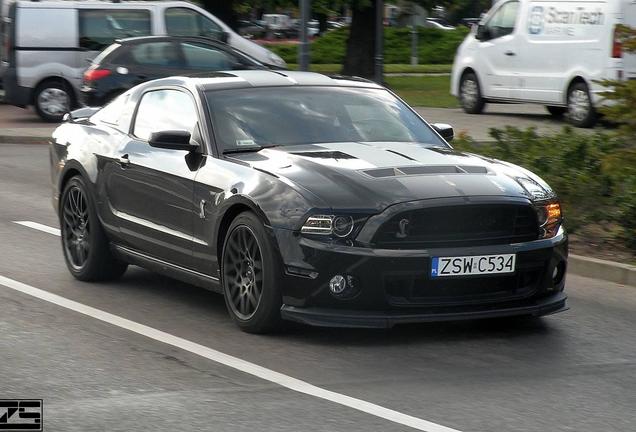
[1,144,635,432]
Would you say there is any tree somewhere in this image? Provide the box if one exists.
[341,0,377,79]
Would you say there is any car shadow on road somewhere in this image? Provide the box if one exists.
[116,268,564,350]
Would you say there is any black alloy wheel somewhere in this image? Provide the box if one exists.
[62,183,90,270]
[60,176,127,281]
[222,212,282,333]
[224,225,263,320]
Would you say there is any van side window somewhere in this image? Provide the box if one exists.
[133,90,198,141]
[79,10,151,51]
[165,7,223,40]
[484,1,519,39]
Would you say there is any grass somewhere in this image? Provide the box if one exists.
[385,75,458,108]
[285,64,453,74]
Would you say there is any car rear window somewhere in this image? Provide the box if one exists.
[205,86,446,151]
[79,9,151,51]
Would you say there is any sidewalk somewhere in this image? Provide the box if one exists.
[0,104,56,144]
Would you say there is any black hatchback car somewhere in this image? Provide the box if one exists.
[80,36,264,106]
[51,71,567,333]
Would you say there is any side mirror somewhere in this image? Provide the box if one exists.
[148,130,196,151]
[432,123,454,142]
[476,24,490,41]
[219,31,230,43]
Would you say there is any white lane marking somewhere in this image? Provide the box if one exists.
[0,274,461,432]
[13,221,60,236]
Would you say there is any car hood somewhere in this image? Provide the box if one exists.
[228,142,555,211]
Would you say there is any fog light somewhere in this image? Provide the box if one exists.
[552,262,565,286]
[329,275,347,295]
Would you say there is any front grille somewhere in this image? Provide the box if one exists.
[385,250,549,307]
[373,204,539,249]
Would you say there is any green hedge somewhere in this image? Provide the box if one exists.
[265,26,469,65]
[453,127,636,251]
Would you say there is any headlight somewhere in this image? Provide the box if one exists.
[301,214,360,238]
[535,201,562,239]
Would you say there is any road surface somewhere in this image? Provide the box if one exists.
[0,144,634,431]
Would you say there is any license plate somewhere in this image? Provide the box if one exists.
[431,254,516,278]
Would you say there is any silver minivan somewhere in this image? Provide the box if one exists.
[1,0,286,121]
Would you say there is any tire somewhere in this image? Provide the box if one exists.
[459,72,485,114]
[566,81,597,128]
[221,211,282,333]
[34,80,73,123]
[60,176,127,281]
[546,106,566,118]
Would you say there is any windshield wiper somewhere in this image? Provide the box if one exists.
[222,145,279,155]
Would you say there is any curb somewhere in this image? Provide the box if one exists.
[0,135,49,145]
[569,254,636,287]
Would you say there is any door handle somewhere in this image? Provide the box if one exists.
[118,154,130,167]
[137,74,148,80]
[505,51,516,56]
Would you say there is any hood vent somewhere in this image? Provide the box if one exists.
[291,151,356,160]
[363,165,489,178]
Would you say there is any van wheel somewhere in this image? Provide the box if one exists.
[34,80,72,123]
[546,106,566,118]
[567,82,597,128]
[459,72,485,114]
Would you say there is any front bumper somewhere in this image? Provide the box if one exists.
[273,226,568,328]
[281,291,567,328]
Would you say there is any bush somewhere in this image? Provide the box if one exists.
[453,127,636,249]
[264,26,469,65]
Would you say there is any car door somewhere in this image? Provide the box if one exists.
[106,88,202,269]
[475,0,521,100]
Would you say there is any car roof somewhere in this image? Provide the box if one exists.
[137,70,383,94]
[168,70,383,92]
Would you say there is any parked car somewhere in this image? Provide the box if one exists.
[81,36,264,107]
[50,70,568,333]
[1,0,286,122]
[237,20,266,39]
[425,18,455,30]
[451,0,636,127]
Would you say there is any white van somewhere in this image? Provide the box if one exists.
[1,0,286,121]
[451,0,636,127]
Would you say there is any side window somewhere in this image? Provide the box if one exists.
[127,42,183,68]
[485,1,519,39]
[165,7,223,40]
[79,9,151,51]
[180,42,235,70]
[133,90,198,141]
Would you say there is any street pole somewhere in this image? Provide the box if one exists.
[374,0,384,83]
[410,7,417,66]
[299,0,310,71]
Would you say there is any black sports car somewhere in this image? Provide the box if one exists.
[50,71,568,333]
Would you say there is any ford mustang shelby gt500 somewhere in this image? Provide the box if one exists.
[50,71,567,333]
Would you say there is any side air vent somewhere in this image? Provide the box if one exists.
[363,165,489,178]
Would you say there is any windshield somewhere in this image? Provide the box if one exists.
[205,86,447,151]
